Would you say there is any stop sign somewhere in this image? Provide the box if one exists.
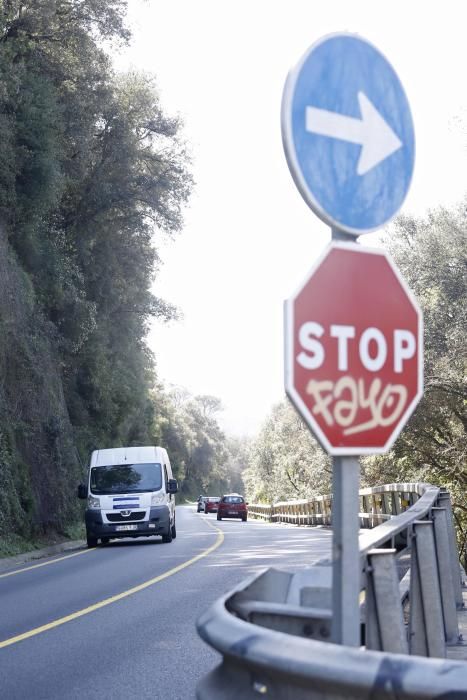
[285,242,423,455]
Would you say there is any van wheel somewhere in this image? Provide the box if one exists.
[162,526,172,543]
[86,532,98,548]
[171,518,177,539]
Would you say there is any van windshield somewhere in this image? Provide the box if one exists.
[90,463,163,495]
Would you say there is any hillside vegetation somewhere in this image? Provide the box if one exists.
[0,0,198,552]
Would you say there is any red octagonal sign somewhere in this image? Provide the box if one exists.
[285,242,423,455]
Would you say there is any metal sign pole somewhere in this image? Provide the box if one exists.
[331,456,360,646]
[330,227,361,647]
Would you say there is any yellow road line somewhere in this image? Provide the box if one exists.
[0,523,224,649]
[0,547,95,580]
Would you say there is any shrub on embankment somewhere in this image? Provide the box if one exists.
[0,229,82,552]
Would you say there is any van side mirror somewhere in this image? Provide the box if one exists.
[167,479,178,494]
[77,483,88,499]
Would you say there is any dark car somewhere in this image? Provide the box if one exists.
[197,496,207,513]
[204,497,221,514]
[217,494,248,521]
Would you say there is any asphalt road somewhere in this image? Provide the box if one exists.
[0,505,332,699]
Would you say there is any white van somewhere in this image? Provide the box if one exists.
[77,446,178,548]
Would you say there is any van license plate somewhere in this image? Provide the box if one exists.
[116,524,138,532]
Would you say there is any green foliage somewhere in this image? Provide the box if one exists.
[0,230,85,542]
[243,401,332,503]
[151,387,235,498]
[362,207,467,560]
[0,1,193,544]
[0,426,31,539]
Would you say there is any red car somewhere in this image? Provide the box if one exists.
[217,494,248,521]
[204,497,220,514]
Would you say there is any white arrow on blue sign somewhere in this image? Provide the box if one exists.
[281,34,415,235]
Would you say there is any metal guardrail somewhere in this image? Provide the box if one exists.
[249,494,332,526]
[197,484,467,698]
[248,483,437,528]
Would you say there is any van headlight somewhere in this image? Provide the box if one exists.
[151,492,165,505]
[88,495,100,509]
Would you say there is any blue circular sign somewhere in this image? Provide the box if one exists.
[281,34,415,235]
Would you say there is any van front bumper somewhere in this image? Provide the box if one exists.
[85,506,171,539]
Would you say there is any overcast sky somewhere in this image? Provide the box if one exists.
[114,1,467,436]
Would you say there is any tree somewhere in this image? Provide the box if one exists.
[362,206,467,559]
[243,400,331,503]
[151,387,230,498]
[195,395,223,418]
